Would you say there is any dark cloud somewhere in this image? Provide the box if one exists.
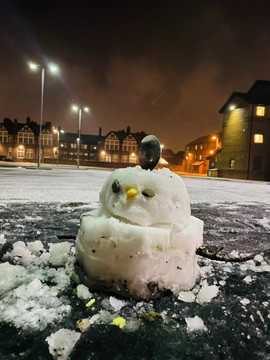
[1,0,270,150]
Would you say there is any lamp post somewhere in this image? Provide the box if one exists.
[29,62,59,168]
[72,105,90,169]
[53,128,64,165]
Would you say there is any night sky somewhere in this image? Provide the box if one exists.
[1,0,270,151]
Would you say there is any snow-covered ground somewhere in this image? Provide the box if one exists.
[0,167,270,204]
[0,167,269,359]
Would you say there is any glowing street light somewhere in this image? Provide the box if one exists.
[29,61,59,168]
[72,105,90,169]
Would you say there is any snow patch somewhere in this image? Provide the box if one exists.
[109,296,125,311]
[49,242,71,266]
[178,291,196,303]
[185,315,207,332]
[77,284,92,300]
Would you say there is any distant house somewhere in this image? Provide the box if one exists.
[184,133,221,174]
[0,117,53,162]
[58,128,104,165]
[101,126,146,165]
[217,80,270,181]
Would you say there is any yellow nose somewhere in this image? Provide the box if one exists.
[126,187,138,200]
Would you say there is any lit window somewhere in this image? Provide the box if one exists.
[199,144,203,149]
[254,134,263,143]
[195,145,198,150]
[112,154,119,162]
[256,106,265,116]
[199,155,202,160]
[229,159,235,169]
[17,148,25,159]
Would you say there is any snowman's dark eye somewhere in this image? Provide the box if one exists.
[142,188,155,198]
[112,180,121,193]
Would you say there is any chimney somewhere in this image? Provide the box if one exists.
[126,125,130,134]
[99,127,102,136]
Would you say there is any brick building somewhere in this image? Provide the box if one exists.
[0,117,54,162]
[217,80,270,181]
[184,133,221,174]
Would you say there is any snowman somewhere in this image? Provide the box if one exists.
[75,136,203,299]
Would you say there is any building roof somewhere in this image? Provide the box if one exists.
[185,132,222,147]
[1,117,51,136]
[60,132,104,144]
[219,80,270,113]
[104,127,147,143]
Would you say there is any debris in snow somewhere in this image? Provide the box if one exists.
[196,285,219,304]
[178,291,196,303]
[110,316,126,329]
[219,280,226,286]
[0,234,6,245]
[46,328,81,360]
[76,284,92,300]
[256,310,265,325]
[109,296,125,311]
[49,242,71,266]
[240,298,250,306]
[140,312,163,322]
[86,298,95,307]
[77,318,91,332]
[185,315,207,332]
[262,302,269,307]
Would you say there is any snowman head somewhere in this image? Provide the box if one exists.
[100,166,191,227]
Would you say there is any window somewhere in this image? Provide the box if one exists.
[105,154,111,162]
[26,149,33,159]
[254,134,263,143]
[105,133,120,150]
[229,159,235,169]
[129,154,137,163]
[17,148,25,159]
[122,136,137,152]
[8,148,12,158]
[199,155,202,160]
[71,143,77,149]
[121,155,128,163]
[84,153,88,157]
[256,106,265,116]
[41,132,53,145]
[112,154,119,162]
[17,127,34,145]
[194,145,198,150]
[253,157,262,171]
[81,144,87,150]
[199,144,203,149]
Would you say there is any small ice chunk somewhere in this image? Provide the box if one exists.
[178,291,196,303]
[243,276,253,284]
[27,241,44,254]
[196,285,219,304]
[77,284,92,300]
[254,254,264,263]
[0,234,6,245]
[46,328,81,360]
[262,302,268,307]
[219,280,226,286]
[185,315,207,332]
[27,278,42,297]
[6,241,33,264]
[49,242,71,266]
[240,298,250,306]
[109,296,125,311]
[89,313,100,325]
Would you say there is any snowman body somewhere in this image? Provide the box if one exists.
[75,166,203,299]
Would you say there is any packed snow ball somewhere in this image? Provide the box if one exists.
[76,166,203,300]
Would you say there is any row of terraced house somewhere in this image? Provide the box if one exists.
[0,118,184,168]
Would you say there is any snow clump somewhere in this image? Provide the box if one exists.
[196,285,219,304]
[0,234,6,245]
[46,328,81,360]
[49,242,71,266]
[178,291,196,303]
[76,284,92,300]
[185,315,207,332]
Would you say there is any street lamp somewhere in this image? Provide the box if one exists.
[53,128,64,165]
[72,105,90,169]
[29,62,59,168]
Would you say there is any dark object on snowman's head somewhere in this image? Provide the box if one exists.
[139,135,161,170]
